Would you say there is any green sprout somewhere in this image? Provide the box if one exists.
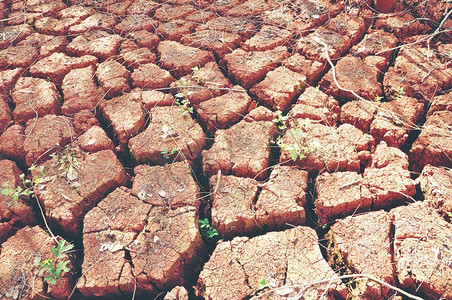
[198,218,219,239]
[39,239,74,285]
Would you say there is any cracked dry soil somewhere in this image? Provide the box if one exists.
[0,0,451,299]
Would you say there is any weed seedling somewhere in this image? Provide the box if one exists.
[161,147,179,159]
[198,218,219,239]
[39,239,74,285]
[392,87,405,101]
[258,277,271,290]
[1,165,46,200]
[272,110,288,130]
[191,66,204,84]
[374,95,384,102]
[176,79,194,117]
[277,124,319,162]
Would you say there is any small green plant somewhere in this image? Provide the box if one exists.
[191,66,204,84]
[175,78,194,116]
[272,110,288,130]
[39,239,74,285]
[198,218,219,239]
[374,95,384,102]
[277,125,319,162]
[1,165,46,200]
[392,87,405,101]
[161,147,179,159]
[258,277,271,290]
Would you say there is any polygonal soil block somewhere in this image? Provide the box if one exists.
[427,93,451,116]
[220,46,290,89]
[129,106,205,164]
[68,13,117,34]
[103,0,134,17]
[199,17,255,39]
[29,52,98,85]
[369,95,423,147]
[328,211,395,298]
[409,110,452,171]
[154,4,196,22]
[67,30,122,60]
[419,165,452,216]
[78,186,205,296]
[23,115,75,167]
[0,124,26,163]
[34,16,81,35]
[99,92,146,144]
[0,68,24,93]
[243,25,293,51]
[315,142,415,223]
[158,41,214,78]
[18,33,68,58]
[185,9,216,23]
[283,53,325,86]
[156,19,196,41]
[61,65,103,115]
[11,0,67,16]
[56,4,96,19]
[76,125,114,153]
[0,24,34,49]
[0,226,74,299]
[350,29,398,60]
[175,61,232,98]
[250,66,306,112]
[140,90,175,109]
[196,86,251,133]
[96,59,131,99]
[11,77,61,124]
[320,56,382,102]
[197,226,346,299]
[324,13,366,45]
[0,94,12,131]
[130,206,204,290]
[164,286,189,300]
[114,14,159,35]
[375,13,429,39]
[209,174,259,238]
[179,30,242,59]
[203,119,278,180]
[132,161,200,209]
[170,61,232,105]
[286,0,345,33]
[119,46,157,69]
[126,30,160,49]
[70,110,100,135]
[126,0,159,16]
[227,0,273,18]
[208,0,243,14]
[255,165,308,230]
[34,149,127,235]
[383,45,452,101]
[279,120,374,173]
[0,160,36,242]
[294,27,352,63]
[391,202,452,299]
[0,45,38,68]
[340,100,375,132]
[288,86,340,126]
[315,171,373,224]
[131,63,175,89]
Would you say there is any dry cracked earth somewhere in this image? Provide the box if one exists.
[0,0,451,299]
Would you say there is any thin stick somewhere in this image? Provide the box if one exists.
[255,274,424,300]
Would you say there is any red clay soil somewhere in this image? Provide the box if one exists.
[0,0,451,299]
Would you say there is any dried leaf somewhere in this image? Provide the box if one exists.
[66,165,78,181]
